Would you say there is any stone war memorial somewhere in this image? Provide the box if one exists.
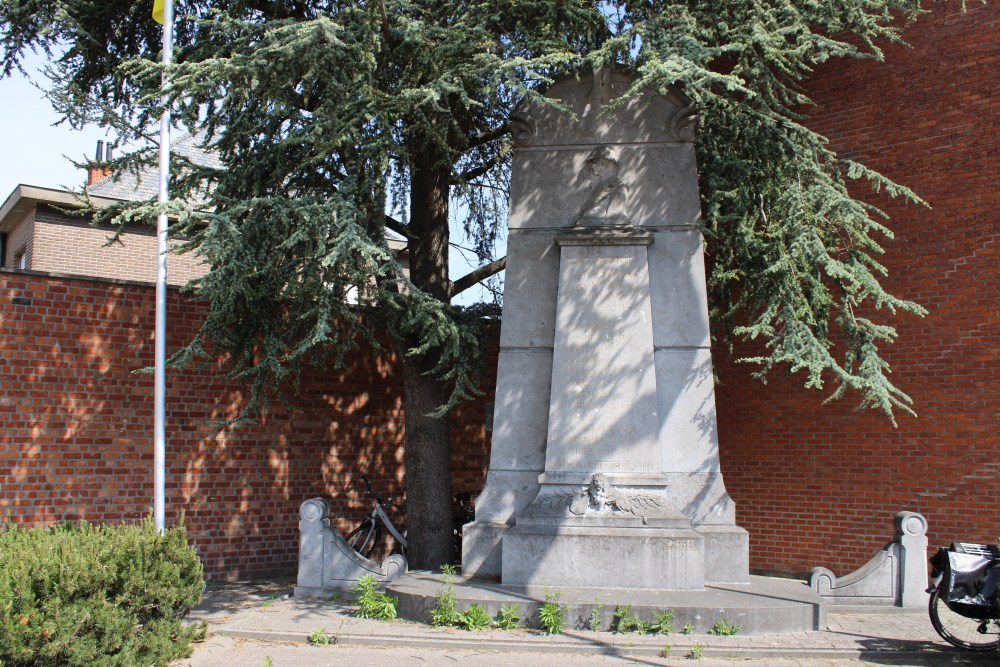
[305,67,932,628]
[388,67,830,632]
[462,65,748,591]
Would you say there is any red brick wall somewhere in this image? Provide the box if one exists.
[0,270,494,579]
[715,4,1000,576]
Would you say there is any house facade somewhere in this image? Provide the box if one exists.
[0,184,207,286]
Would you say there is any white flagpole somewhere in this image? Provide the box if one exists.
[154,0,174,534]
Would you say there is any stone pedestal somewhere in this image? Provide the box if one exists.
[463,66,748,589]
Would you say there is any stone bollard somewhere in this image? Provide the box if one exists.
[894,511,929,608]
[294,497,408,599]
[810,511,929,608]
[296,498,332,593]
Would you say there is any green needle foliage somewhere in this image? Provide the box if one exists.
[0,0,932,561]
[0,517,204,666]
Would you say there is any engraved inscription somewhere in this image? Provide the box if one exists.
[546,244,661,475]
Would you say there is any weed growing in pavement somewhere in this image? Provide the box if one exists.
[538,591,566,634]
[612,604,645,633]
[588,602,604,632]
[495,604,521,630]
[647,609,675,635]
[308,627,330,645]
[709,618,741,636]
[353,574,398,620]
[456,603,493,630]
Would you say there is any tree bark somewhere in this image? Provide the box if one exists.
[401,145,455,569]
[400,353,455,569]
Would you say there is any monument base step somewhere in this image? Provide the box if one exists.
[387,572,826,634]
[502,524,705,590]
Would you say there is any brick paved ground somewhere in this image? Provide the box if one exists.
[170,581,1000,667]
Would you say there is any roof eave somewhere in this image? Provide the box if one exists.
[0,185,122,233]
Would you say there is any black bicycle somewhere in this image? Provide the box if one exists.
[928,542,1000,651]
[344,474,407,560]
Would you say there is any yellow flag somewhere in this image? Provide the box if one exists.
[152,0,165,24]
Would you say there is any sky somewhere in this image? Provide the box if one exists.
[0,51,106,198]
[0,51,502,305]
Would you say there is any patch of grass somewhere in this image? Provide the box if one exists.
[682,623,694,634]
[660,644,672,657]
[430,587,459,626]
[689,643,704,659]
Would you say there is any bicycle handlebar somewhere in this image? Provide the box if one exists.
[359,473,400,511]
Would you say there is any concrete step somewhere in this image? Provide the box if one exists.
[387,572,824,634]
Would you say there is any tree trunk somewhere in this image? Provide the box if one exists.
[400,353,455,569]
[401,145,455,569]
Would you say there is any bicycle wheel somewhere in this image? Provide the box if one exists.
[929,587,1000,651]
[345,519,380,560]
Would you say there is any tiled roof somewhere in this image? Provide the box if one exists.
[87,133,224,202]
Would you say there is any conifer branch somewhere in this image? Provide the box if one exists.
[466,124,509,150]
[384,213,414,242]
[455,144,511,184]
[450,257,507,299]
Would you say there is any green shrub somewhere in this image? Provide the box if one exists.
[0,516,204,666]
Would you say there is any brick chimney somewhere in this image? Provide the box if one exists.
[87,140,113,186]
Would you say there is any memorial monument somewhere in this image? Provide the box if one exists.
[462,66,749,589]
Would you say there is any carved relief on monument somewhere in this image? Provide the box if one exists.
[575,146,629,227]
[531,473,689,526]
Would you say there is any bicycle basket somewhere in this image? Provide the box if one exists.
[932,543,1000,619]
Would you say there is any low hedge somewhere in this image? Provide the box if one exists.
[0,517,205,666]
